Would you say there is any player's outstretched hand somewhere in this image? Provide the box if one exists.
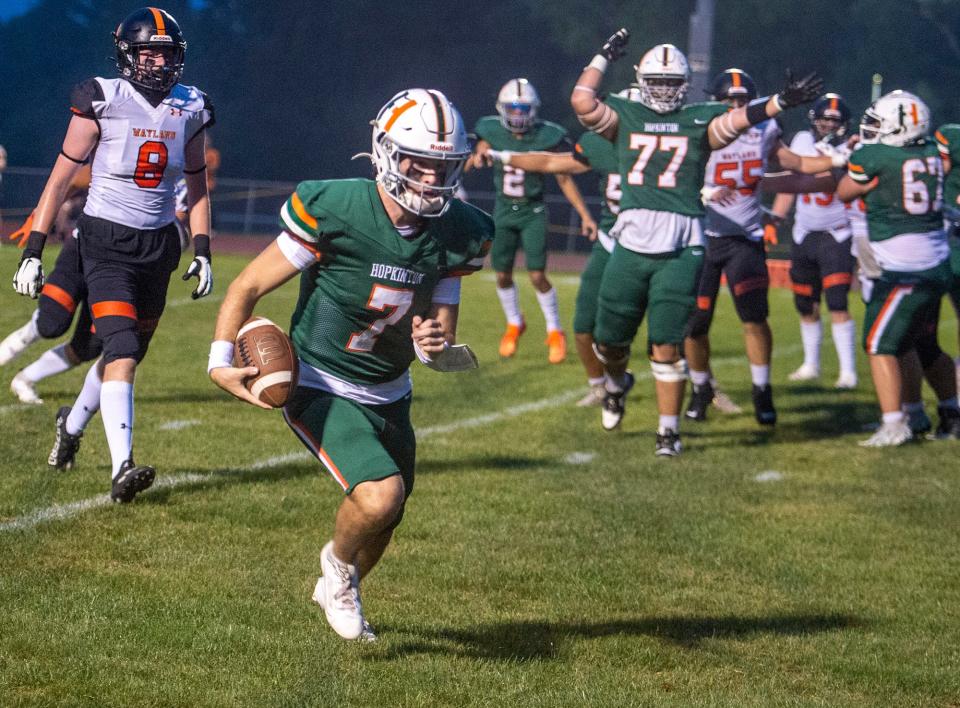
[777,70,824,109]
[209,365,273,410]
[411,315,447,358]
[581,215,598,241]
[182,255,213,299]
[13,256,44,298]
[599,28,630,62]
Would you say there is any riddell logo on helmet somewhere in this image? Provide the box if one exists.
[431,143,454,151]
[150,34,173,42]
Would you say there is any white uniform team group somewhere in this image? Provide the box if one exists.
[3,12,958,641]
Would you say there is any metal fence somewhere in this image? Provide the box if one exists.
[0,166,601,255]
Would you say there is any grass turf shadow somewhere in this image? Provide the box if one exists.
[371,612,864,661]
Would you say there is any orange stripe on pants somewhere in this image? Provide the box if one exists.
[91,301,137,320]
[823,272,852,289]
[40,283,76,313]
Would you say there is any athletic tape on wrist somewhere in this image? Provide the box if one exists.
[207,340,235,373]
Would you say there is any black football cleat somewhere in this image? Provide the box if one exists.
[934,406,960,440]
[111,459,156,503]
[685,381,714,421]
[600,371,635,431]
[751,384,777,426]
[655,428,682,457]
[48,406,82,470]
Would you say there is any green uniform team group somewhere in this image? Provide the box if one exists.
[4,13,960,642]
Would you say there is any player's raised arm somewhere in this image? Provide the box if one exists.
[570,28,629,141]
[707,71,824,150]
[487,150,591,175]
[12,116,99,298]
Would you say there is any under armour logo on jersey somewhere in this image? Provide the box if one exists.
[170,107,182,117]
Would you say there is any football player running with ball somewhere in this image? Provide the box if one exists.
[209,89,493,642]
[470,79,597,364]
[12,8,214,502]
[837,91,960,445]
[570,29,822,455]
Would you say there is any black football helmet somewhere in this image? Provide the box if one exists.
[114,7,186,92]
[707,68,757,103]
[808,93,851,139]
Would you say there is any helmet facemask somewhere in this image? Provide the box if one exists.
[117,41,185,92]
[496,101,537,133]
[371,133,468,218]
[637,76,688,114]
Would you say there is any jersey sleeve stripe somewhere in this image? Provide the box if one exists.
[848,170,870,183]
[290,192,319,230]
[935,130,948,146]
[848,163,865,173]
[280,201,317,242]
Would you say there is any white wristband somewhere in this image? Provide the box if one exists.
[587,55,609,73]
[487,149,512,166]
[207,339,235,373]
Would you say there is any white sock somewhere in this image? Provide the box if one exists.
[20,344,73,383]
[689,369,710,386]
[750,364,770,387]
[495,285,523,326]
[800,320,822,371]
[66,362,103,435]
[658,415,679,432]
[24,310,40,341]
[535,287,562,332]
[100,380,134,478]
[587,376,605,387]
[882,411,905,425]
[831,319,857,376]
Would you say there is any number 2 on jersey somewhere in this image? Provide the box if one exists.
[134,140,168,188]
[502,165,526,198]
[627,134,689,187]
[347,284,414,353]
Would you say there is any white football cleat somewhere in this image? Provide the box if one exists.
[788,364,820,382]
[711,386,743,414]
[10,372,42,404]
[834,372,858,389]
[313,541,365,640]
[576,384,605,407]
[859,420,912,447]
[0,320,40,366]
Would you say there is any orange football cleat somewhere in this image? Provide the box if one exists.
[546,329,567,364]
[499,321,526,358]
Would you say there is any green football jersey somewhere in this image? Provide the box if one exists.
[474,116,569,202]
[575,131,621,233]
[847,141,944,242]
[605,95,726,217]
[934,124,960,213]
[279,179,494,384]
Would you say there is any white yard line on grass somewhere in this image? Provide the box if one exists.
[1,345,805,533]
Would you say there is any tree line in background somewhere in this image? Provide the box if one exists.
[2,0,958,182]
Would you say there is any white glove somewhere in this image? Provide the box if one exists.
[486,149,512,165]
[815,140,851,168]
[13,257,44,298]
[414,341,479,372]
[182,255,213,299]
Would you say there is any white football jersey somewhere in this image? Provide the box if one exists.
[77,78,212,230]
[703,119,781,240]
[789,130,850,243]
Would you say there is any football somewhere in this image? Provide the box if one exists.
[234,316,299,408]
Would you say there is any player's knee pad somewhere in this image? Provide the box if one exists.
[36,299,75,339]
[823,285,851,313]
[592,342,629,367]
[684,307,713,339]
[793,293,816,317]
[69,330,103,363]
[650,358,688,383]
[99,326,140,364]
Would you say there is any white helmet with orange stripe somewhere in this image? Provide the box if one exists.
[496,78,541,133]
[367,89,470,218]
[860,90,930,147]
[634,43,690,114]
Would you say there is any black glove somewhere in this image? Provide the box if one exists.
[777,70,824,109]
[599,28,630,62]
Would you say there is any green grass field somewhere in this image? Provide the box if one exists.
[1,245,959,707]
